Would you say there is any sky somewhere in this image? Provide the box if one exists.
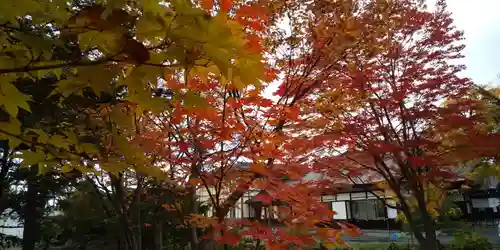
[432,0,500,87]
[264,0,500,99]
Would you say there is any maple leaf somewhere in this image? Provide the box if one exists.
[246,34,263,53]
[178,141,189,153]
[259,98,274,107]
[274,83,287,97]
[200,0,214,10]
[249,163,269,176]
[220,0,233,12]
[255,193,273,205]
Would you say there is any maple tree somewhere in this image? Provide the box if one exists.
[0,0,265,177]
[3,0,499,249]
[135,49,340,249]
[465,86,500,182]
[269,0,500,249]
[0,0,341,249]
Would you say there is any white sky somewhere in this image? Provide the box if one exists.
[263,0,500,99]
[429,0,500,87]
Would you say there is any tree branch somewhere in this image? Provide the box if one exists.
[0,58,182,75]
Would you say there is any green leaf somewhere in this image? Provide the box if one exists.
[136,14,169,42]
[31,60,65,79]
[78,29,125,55]
[12,31,54,60]
[8,138,22,149]
[61,164,73,173]
[78,31,100,52]
[79,143,99,155]
[49,135,70,151]
[19,150,46,168]
[0,82,32,116]
[4,102,18,117]
[50,78,86,98]
[0,118,22,136]
[183,91,206,108]
[27,129,50,144]
[63,131,79,144]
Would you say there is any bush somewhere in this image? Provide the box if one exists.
[447,232,492,250]
[387,242,407,250]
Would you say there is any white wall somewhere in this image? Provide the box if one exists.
[331,201,347,219]
[386,200,398,219]
[489,198,500,208]
[472,198,499,208]
[0,217,23,239]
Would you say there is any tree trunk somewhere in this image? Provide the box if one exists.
[154,222,163,250]
[110,174,138,250]
[389,183,429,250]
[199,238,216,250]
[0,142,12,215]
[421,227,439,250]
[22,170,42,250]
[188,163,200,250]
[414,184,439,250]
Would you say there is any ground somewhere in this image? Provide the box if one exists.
[338,227,500,248]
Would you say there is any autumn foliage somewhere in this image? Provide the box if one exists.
[268,0,500,249]
[0,0,499,249]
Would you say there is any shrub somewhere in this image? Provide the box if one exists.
[387,243,403,250]
[447,232,492,250]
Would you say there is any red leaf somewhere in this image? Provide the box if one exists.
[220,0,232,12]
[274,82,286,96]
[246,34,263,52]
[408,156,435,168]
[179,142,189,153]
[255,193,273,205]
[227,98,241,109]
[259,98,273,107]
[218,232,240,245]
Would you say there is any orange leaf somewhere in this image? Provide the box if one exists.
[200,0,213,10]
[188,178,202,185]
[249,163,269,176]
[253,179,266,188]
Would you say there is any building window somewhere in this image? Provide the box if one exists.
[345,201,351,219]
[248,205,256,218]
[351,199,386,220]
[230,207,236,218]
[351,192,367,200]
